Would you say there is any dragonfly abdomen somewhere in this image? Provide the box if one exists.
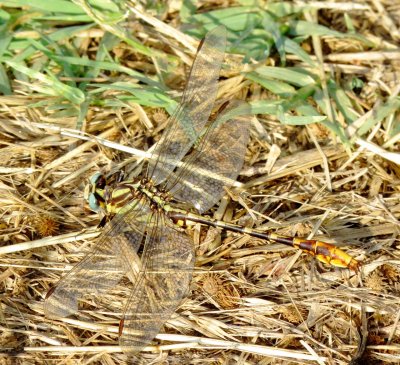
[168,211,359,271]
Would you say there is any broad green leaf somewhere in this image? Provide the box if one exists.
[279,114,327,125]
[295,103,320,117]
[37,15,92,21]
[0,8,11,35]
[189,6,261,32]
[0,33,12,59]
[86,0,121,13]
[0,63,11,94]
[249,99,281,115]
[289,20,346,38]
[266,2,300,17]
[254,66,315,87]
[1,0,84,13]
[246,72,296,96]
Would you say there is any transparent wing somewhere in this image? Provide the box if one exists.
[119,215,194,354]
[168,102,250,213]
[148,26,226,185]
[44,200,151,318]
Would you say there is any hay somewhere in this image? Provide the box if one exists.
[0,1,399,364]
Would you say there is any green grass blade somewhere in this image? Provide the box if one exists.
[5,60,85,104]
[254,66,316,87]
[1,0,84,13]
[358,97,400,136]
[246,72,296,96]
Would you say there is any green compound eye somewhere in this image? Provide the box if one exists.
[85,173,106,212]
[90,172,103,187]
[88,192,101,212]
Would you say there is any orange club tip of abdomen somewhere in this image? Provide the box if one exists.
[293,238,360,272]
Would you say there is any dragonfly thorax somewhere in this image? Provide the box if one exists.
[85,172,173,215]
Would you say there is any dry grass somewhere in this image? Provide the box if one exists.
[0,1,399,364]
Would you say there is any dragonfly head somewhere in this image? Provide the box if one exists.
[84,172,107,212]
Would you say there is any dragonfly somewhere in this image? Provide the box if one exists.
[44,25,359,357]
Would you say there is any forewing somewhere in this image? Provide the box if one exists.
[44,200,152,318]
[168,102,250,213]
[119,215,194,355]
[148,26,226,185]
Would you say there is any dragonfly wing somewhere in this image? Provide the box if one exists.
[119,215,194,354]
[44,200,151,318]
[168,101,250,213]
[148,26,226,185]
